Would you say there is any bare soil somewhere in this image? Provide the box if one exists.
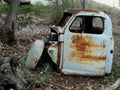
[0,12,120,90]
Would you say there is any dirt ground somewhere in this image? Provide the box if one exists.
[0,13,120,90]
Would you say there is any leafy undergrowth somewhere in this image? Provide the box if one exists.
[103,62,120,85]
[18,55,51,89]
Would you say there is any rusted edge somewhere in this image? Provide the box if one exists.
[64,9,100,15]
[57,41,61,72]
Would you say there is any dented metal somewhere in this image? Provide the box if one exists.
[48,9,114,76]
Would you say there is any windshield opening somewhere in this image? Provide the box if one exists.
[57,12,72,27]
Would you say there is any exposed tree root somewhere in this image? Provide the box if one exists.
[106,78,120,90]
[0,57,26,90]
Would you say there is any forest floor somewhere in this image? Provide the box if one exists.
[0,13,120,90]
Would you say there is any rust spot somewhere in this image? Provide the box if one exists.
[110,36,113,41]
[69,34,106,62]
[57,42,61,70]
[65,9,99,15]
[34,58,38,64]
[51,43,61,69]
[110,36,113,44]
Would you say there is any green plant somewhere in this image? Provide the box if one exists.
[34,64,50,86]
[18,54,27,65]
[87,86,93,90]
[101,85,105,90]
[0,2,9,12]
[111,62,120,78]
[102,62,120,84]
[115,44,120,56]
[87,84,106,90]
[19,4,32,13]
[18,55,51,89]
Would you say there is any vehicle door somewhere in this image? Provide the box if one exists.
[61,16,107,76]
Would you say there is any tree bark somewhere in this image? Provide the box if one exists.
[80,0,85,9]
[0,57,26,90]
[3,0,20,44]
[83,0,85,9]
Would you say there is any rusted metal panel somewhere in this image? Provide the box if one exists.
[62,33,106,76]
[48,42,61,66]
[48,42,59,64]
[64,9,100,15]
[70,34,106,62]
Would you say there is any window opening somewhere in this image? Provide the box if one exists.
[69,16,104,34]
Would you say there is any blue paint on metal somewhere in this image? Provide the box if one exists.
[48,9,114,76]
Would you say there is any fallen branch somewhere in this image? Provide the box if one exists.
[105,78,120,90]
[46,81,73,90]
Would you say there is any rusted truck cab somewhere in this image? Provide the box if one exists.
[48,9,114,76]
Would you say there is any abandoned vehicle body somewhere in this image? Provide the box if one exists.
[47,9,114,76]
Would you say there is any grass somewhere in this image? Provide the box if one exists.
[103,62,120,84]
[0,2,52,18]
[18,4,32,13]
[19,3,52,16]
[115,44,120,56]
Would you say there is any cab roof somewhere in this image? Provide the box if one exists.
[64,9,101,15]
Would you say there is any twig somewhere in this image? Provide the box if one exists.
[46,81,73,90]
[105,78,120,90]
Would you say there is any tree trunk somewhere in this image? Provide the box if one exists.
[83,0,85,9]
[80,0,85,9]
[3,0,20,45]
